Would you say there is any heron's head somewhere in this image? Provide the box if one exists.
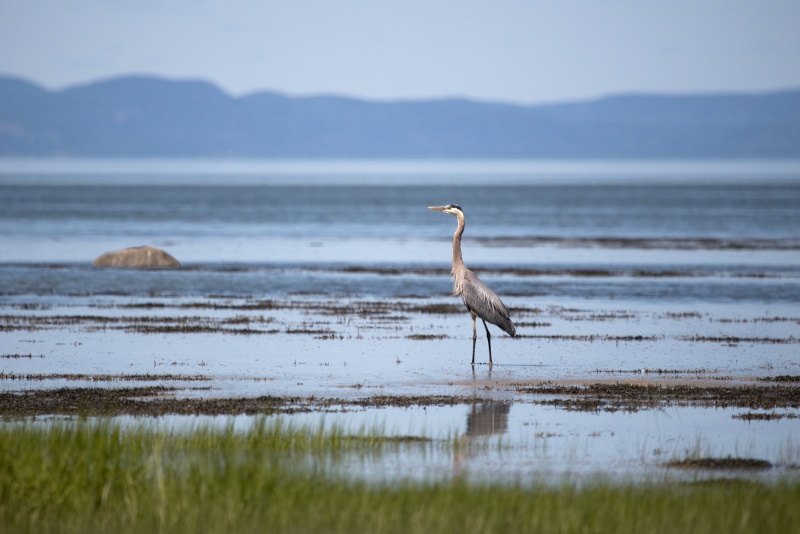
[427,204,463,217]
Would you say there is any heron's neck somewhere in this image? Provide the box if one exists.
[451,213,466,276]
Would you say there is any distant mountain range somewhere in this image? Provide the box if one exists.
[1,75,799,158]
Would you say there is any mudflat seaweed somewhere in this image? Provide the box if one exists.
[514,383,800,413]
[0,387,301,417]
[2,382,799,418]
[683,335,799,344]
[0,312,285,335]
[665,457,774,470]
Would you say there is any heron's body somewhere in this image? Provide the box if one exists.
[428,204,516,365]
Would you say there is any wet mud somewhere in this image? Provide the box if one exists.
[3,380,799,418]
[514,383,800,413]
[0,386,492,418]
[517,334,660,342]
[682,335,799,344]
[0,386,299,417]
[733,412,799,421]
[0,314,279,335]
[0,372,211,382]
[665,457,774,470]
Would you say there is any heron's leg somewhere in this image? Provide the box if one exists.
[482,319,492,366]
[471,313,478,366]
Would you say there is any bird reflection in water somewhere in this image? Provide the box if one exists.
[465,401,511,438]
[454,401,512,478]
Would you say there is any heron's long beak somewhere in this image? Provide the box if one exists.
[427,206,446,212]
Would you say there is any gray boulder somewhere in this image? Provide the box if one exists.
[92,246,181,269]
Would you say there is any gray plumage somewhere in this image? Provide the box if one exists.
[428,204,516,366]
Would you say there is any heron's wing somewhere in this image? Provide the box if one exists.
[460,270,516,337]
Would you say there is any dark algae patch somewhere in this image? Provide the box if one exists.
[0,313,280,335]
[0,372,211,381]
[518,334,659,342]
[666,457,773,470]
[3,383,799,417]
[0,387,480,417]
[0,387,302,417]
[594,368,715,375]
[734,412,800,421]
[759,375,800,383]
[514,383,800,412]
[682,335,799,344]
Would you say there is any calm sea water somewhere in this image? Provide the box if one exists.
[1,158,799,303]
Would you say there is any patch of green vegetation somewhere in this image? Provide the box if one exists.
[2,419,799,533]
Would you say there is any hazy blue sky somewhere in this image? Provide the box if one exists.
[2,1,799,104]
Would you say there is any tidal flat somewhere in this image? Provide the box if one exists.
[2,293,799,489]
[3,162,800,530]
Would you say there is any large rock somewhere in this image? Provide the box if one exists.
[92,246,181,269]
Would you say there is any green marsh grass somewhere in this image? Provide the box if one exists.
[1,418,799,533]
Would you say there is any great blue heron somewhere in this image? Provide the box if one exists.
[428,204,516,366]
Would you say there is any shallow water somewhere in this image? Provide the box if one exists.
[2,294,799,482]
[1,159,800,483]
